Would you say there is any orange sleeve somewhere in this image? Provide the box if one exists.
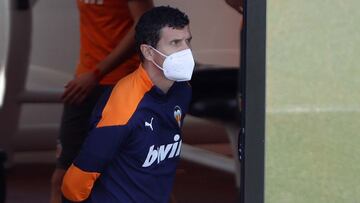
[97,65,153,127]
[61,164,100,202]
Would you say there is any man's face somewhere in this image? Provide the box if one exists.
[153,25,192,65]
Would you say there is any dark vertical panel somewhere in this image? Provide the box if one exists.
[0,150,6,203]
[239,0,266,202]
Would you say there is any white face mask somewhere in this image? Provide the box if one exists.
[149,46,195,82]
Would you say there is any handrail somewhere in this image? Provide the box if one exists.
[18,89,62,103]
[181,143,235,174]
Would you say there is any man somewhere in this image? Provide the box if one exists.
[50,1,153,203]
[61,6,193,203]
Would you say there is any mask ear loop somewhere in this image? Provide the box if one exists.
[149,46,168,57]
[151,59,164,70]
[148,46,168,70]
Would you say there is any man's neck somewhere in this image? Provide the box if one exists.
[142,61,174,94]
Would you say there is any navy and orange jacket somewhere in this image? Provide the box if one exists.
[61,65,192,203]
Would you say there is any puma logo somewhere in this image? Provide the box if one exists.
[145,117,154,131]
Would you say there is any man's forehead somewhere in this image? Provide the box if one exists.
[160,25,191,40]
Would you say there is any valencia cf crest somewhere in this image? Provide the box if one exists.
[174,106,182,127]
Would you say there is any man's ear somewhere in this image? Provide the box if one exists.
[140,44,153,61]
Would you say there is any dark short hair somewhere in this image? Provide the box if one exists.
[135,6,190,61]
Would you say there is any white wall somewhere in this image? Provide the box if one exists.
[21,1,78,128]
[155,0,241,67]
[0,0,8,107]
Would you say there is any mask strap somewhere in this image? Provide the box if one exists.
[148,46,168,57]
[148,46,167,71]
[150,59,164,71]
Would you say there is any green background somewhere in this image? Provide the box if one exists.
[266,0,360,202]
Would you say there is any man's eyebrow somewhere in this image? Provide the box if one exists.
[170,36,192,43]
[170,38,182,43]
